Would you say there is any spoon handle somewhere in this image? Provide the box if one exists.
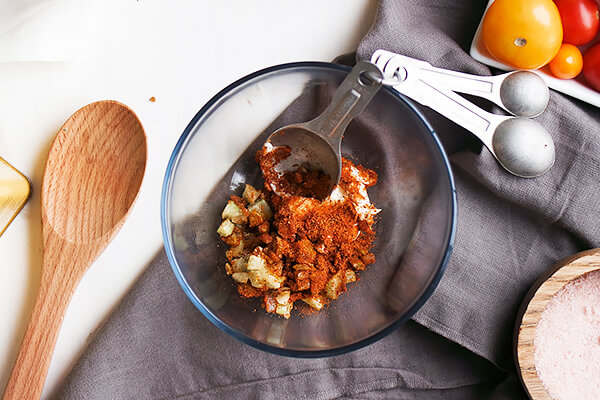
[375,55,505,152]
[2,259,78,400]
[372,50,506,112]
[306,61,383,147]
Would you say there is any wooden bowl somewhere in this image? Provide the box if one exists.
[514,248,600,399]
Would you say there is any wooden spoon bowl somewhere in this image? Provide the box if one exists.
[514,248,600,399]
[2,100,147,400]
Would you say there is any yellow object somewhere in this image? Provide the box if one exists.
[482,0,563,70]
[0,157,30,237]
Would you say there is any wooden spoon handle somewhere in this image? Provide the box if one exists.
[2,268,77,400]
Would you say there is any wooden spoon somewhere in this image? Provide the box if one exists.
[2,100,147,400]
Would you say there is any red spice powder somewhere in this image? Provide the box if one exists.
[219,145,379,318]
[252,147,376,303]
[256,146,331,200]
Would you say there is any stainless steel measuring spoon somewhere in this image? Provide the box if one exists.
[373,50,549,118]
[372,51,555,178]
[264,61,384,195]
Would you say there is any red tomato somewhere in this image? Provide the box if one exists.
[554,0,600,45]
[583,43,600,91]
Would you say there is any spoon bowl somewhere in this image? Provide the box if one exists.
[499,71,549,118]
[264,61,383,196]
[2,100,147,400]
[267,126,340,190]
[492,118,555,178]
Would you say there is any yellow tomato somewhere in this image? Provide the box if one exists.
[482,0,563,69]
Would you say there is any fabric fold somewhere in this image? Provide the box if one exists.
[54,252,503,400]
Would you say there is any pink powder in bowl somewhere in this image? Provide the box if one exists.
[534,269,600,400]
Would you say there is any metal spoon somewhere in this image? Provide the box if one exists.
[372,52,555,178]
[264,61,383,195]
[372,50,549,118]
[2,100,147,400]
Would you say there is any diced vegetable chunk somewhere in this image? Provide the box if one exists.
[217,219,235,237]
[248,199,272,221]
[247,254,266,271]
[230,256,248,273]
[222,201,247,225]
[242,184,261,204]
[249,270,284,289]
[276,302,293,319]
[276,290,290,305]
[221,229,241,246]
[325,274,342,299]
[350,257,365,270]
[302,295,326,310]
[361,253,375,265]
[345,270,356,284]
[232,272,250,284]
[226,241,244,260]
[264,295,277,313]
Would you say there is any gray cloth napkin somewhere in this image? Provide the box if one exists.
[55,252,505,400]
[55,0,600,399]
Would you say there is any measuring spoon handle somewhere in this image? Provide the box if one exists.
[374,54,505,152]
[372,50,550,118]
[373,50,504,102]
[306,61,383,147]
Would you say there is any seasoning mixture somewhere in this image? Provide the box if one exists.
[216,146,379,318]
[534,269,600,400]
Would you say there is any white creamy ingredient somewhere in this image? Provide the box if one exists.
[327,163,380,222]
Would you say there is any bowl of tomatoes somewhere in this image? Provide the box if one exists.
[470,0,600,108]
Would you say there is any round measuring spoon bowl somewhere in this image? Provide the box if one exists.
[499,71,549,118]
[492,118,555,178]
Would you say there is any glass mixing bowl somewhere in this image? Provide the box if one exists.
[161,62,456,357]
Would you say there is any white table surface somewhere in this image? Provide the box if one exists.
[0,1,378,398]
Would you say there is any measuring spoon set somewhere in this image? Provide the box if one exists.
[266,49,555,194]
